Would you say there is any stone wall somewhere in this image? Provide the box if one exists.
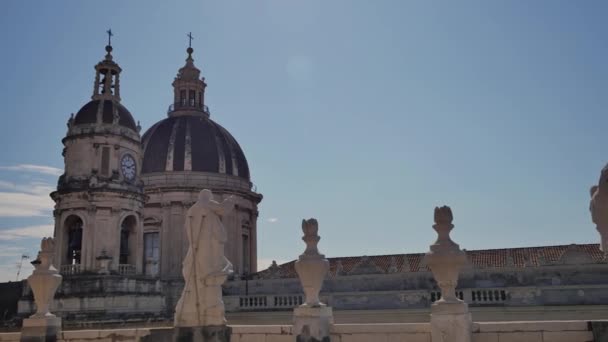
[0,321,600,342]
[224,263,608,312]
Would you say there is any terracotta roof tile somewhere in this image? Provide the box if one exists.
[254,243,604,280]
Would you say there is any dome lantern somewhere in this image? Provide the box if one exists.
[92,29,122,102]
[168,33,209,118]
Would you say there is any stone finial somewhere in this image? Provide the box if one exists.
[590,164,608,253]
[22,238,62,342]
[425,206,472,342]
[27,238,62,318]
[268,260,281,278]
[96,250,112,275]
[301,218,322,257]
[295,218,329,307]
[425,206,466,303]
[66,113,74,130]
[293,218,333,342]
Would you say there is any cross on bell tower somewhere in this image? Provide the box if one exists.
[187,32,193,48]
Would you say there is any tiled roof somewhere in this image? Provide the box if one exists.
[255,243,605,279]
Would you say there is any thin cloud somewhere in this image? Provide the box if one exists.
[0,224,54,240]
[0,180,54,217]
[0,246,27,257]
[267,217,279,223]
[0,164,62,176]
[0,191,54,217]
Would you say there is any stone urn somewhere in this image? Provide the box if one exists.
[425,206,467,303]
[96,250,112,275]
[295,218,329,307]
[28,238,62,318]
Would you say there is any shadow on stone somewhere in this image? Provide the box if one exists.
[142,326,231,342]
[591,321,608,342]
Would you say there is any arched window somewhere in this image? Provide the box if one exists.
[65,215,83,265]
[119,216,137,265]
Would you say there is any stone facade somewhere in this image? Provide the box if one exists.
[141,172,260,278]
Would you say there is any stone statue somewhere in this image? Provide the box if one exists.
[174,189,235,327]
[590,164,608,252]
[66,113,74,130]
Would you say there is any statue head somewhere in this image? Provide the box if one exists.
[198,189,213,203]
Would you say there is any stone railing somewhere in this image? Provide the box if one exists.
[430,288,508,305]
[118,264,136,275]
[470,288,508,304]
[228,288,512,312]
[60,264,82,275]
[236,294,304,310]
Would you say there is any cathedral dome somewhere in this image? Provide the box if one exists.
[141,115,250,180]
[73,99,138,131]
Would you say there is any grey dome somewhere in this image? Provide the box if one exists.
[141,115,250,180]
[73,99,137,131]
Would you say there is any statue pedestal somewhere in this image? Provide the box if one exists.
[140,326,231,342]
[173,325,231,342]
[430,302,472,342]
[20,316,61,342]
[293,306,333,342]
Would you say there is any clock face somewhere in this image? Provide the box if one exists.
[120,154,136,182]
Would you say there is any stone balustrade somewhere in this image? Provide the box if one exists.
[60,264,82,275]
[118,264,136,275]
[234,294,304,310]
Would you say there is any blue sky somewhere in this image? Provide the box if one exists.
[0,1,607,281]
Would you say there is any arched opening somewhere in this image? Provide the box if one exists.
[65,215,83,265]
[242,220,251,275]
[119,215,137,265]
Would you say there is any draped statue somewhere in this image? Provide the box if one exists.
[590,164,608,252]
[174,189,235,327]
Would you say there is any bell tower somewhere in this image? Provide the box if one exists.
[51,33,146,276]
[168,33,208,117]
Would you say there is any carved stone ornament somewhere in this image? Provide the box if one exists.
[425,206,472,342]
[96,250,112,275]
[27,238,62,318]
[590,163,608,252]
[425,206,467,304]
[295,218,329,307]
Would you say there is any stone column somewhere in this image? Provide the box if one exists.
[424,206,471,342]
[293,218,333,342]
[21,238,62,342]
